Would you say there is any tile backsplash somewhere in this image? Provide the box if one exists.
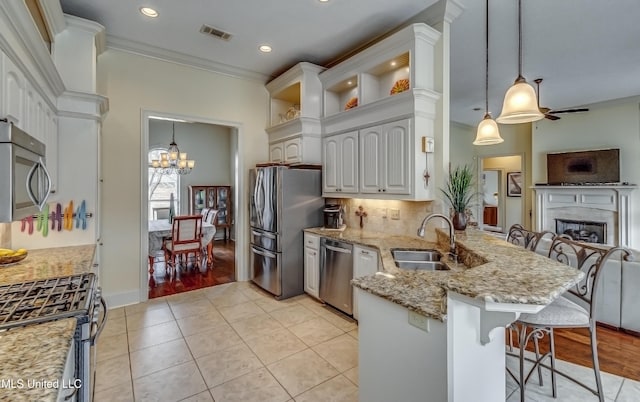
[326,198,448,241]
[0,223,10,248]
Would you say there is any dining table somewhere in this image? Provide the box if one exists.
[148,219,216,280]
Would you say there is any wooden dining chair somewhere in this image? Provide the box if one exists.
[201,209,218,266]
[163,215,203,276]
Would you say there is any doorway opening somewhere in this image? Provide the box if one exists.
[478,155,524,234]
[141,112,241,301]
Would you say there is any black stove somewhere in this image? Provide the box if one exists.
[0,273,95,330]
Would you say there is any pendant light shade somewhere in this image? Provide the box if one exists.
[473,0,503,145]
[496,0,544,124]
[474,113,503,145]
[496,76,543,124]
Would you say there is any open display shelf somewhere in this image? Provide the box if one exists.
[324,75,359,116]
[265,62,325,163]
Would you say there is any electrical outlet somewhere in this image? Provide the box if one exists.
[408,310,429,332]
[389,208,400,220]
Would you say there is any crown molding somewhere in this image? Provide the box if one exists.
[106,35,270,83]
[37,0,66,37]
[58,90,109,122]
[443,0,465,24]
[0,1,65,99]
[64,15,106,55]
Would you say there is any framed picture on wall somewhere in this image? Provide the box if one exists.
[507,172,523,197]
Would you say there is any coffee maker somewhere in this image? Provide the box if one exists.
[323,204,344,229]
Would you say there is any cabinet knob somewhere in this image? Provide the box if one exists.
[378,189,381,192]
[382,189,386,192]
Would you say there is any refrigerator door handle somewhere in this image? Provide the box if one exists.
[251,246,277,259]
[251,230,276,240]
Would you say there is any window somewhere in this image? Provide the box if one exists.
[148,148,179,220]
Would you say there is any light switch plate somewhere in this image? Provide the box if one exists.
[408,310,429,332]
[389,208,400,220]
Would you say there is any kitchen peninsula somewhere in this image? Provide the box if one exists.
[307,227,583,402]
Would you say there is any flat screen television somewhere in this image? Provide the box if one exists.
[547,149,620,184]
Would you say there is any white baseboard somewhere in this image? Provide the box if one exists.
[104,289,141,309]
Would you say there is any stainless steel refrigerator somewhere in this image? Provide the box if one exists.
[249,166,323,299]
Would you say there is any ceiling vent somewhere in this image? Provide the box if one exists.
[199,24,232,41]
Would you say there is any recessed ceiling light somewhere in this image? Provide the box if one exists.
[140,7,158,18]
[319,0,330,3]
[259,45,272,53]
[391,61,397,67]
[347,81,353,86]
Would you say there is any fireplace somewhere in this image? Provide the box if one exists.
[533,184,636,247]
[555,218,606,244]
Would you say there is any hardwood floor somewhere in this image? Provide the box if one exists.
[148,240,235,299]
[554,326,640,381]
[512,325,640,382]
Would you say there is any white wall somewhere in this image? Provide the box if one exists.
[482,156,522,231]
[149,120,232,215]
[531,97,640,249]
[450,122,475,168]
[449,121,532,229]
[98,49,269,307]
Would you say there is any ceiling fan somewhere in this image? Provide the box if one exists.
[534,78,589,121]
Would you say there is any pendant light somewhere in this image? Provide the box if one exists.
[496,0,544,124]
[474,0,503,145]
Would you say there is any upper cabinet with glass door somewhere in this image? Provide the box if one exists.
[320,23,441,134]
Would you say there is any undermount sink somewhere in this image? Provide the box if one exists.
[391,248,442,262]
[395,260,449,271]
[390,248,450,271]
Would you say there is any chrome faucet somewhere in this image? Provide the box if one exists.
[417,213,457,256]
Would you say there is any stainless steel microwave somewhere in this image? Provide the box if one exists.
[0,121,52,222]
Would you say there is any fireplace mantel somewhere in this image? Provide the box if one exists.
[533,185,637,247]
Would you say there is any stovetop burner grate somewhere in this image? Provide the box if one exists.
[0,273,95,330]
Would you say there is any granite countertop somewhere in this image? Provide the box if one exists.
[0,244,96,286]
[305,227,584,321]
[0,244,96,401]
[0,318,77,402]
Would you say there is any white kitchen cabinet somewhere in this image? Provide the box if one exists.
[269,137,312,164]
[304,232,321,299]
[2,52,26,129]
[266,62,324,164]
[360,119,411,195]
[353,244,379,320]
[45,109,58,196]
[269,142,284,162]
[318,24,440,201]
[322,131,358,195]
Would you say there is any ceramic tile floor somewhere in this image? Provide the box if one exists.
[95,281,640,402]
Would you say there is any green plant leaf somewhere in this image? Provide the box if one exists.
[440,164,478,213]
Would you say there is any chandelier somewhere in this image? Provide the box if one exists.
[151,122,195,175]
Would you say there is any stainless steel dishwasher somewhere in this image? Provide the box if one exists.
[319,238,354,315]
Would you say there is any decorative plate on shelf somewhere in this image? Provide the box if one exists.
[0,249,28,266]
[345,97,358,110]
[390,79,410,95]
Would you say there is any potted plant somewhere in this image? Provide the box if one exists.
[441,164,476,231]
